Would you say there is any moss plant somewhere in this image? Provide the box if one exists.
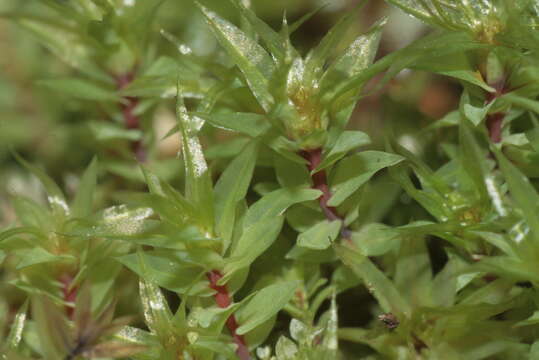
[3,0,539,359]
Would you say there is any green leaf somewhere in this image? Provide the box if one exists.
[194,111,272,138]
[115,326,158,346]
[139,278,174,342]
[15,247,75,270]
[228,0,286,61]
[314,131,371,172]
[459,118,490,205]
[351,223,400,256]
[274,156,312,189]
[197,2,274,112]
[176,86,214,232]
[531,341,539,358]
[117,250,209,295]
[321,292,339,353]
[321,17,385,102]
[89,206,156,238]
[514,311,539,327]
[335,244,411,317]
[286,246,337,263]
[475,257,539,282]
[214,141,259,250]
[305,3,365,77]
[72,157,98,218]
[411,51,494,92]
[494,149,539,239]
[329,151,404,206]
[11,197,53,230]
[223,216,284,282]
[333,32,485,103]
[526,127,539,153]
[38,78,119,102]
[5,300,28,349]
[275,336,298,359]
[504,93,539,115]
[31,296,72,359]
[243,187,321,228]
[12,152,69,219]
[297,220,342,250]
[439,70,494,92]
[0,227,42,244]
[140,168,198,227]
[3,12,109,81]
[425,110,460,130]
[461,91,494,126]
[236,281,299,335]
[89,122,143,142]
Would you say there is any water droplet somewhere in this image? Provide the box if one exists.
[485,176,506,216]
[256,346,271,359]
[47,195,70,215]
[187,331,199,344]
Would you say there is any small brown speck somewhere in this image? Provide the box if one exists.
[378,312,399,330]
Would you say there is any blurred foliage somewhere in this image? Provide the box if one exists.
[3,0,539,359]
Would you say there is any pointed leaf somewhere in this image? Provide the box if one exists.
[3,12,109,81]
[351,223,400,256]
[243,187,321,228]
[5,300,28,349]
[197,3,274,111]
[15,247,75,270]
[494,148,539,238]
[315,131,371,172]
[459,119,490,205]
[335,244,411,317]
[72,157,98,218]
[38,77,119,102]
[13,152,69,219]
[229,0,286,60]
[139,278,174,341]
[236,281,299,335]
[321,18,385,94]
[176,87,214,232]
[118,250,209,295]
[461,91,494,126]
[306,3,365,76]
[223,216,284,282]
[32,296,72,359]
[194,111,272,138]
[297,220,342,250]
[215,141,259,249]
[274,155,312,188]
[329,151,404,206]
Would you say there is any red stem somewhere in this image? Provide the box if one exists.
[116,72,146,162]
[207,270,251,360]
[486,112,504,143]
[59,273,77,319]
[484,78,507,144]
[301,148,352,240]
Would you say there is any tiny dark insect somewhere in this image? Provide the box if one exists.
[378,312,399,330]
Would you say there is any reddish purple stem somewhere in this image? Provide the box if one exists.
[207,270,251,360]
[116,72,146,162]
[301,148,352,240]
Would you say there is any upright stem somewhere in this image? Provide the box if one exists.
[485,81,506,144]
[59,273,77,319]
[301,148,352,240]
[116,72,146,162]
[207,270,251,360]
